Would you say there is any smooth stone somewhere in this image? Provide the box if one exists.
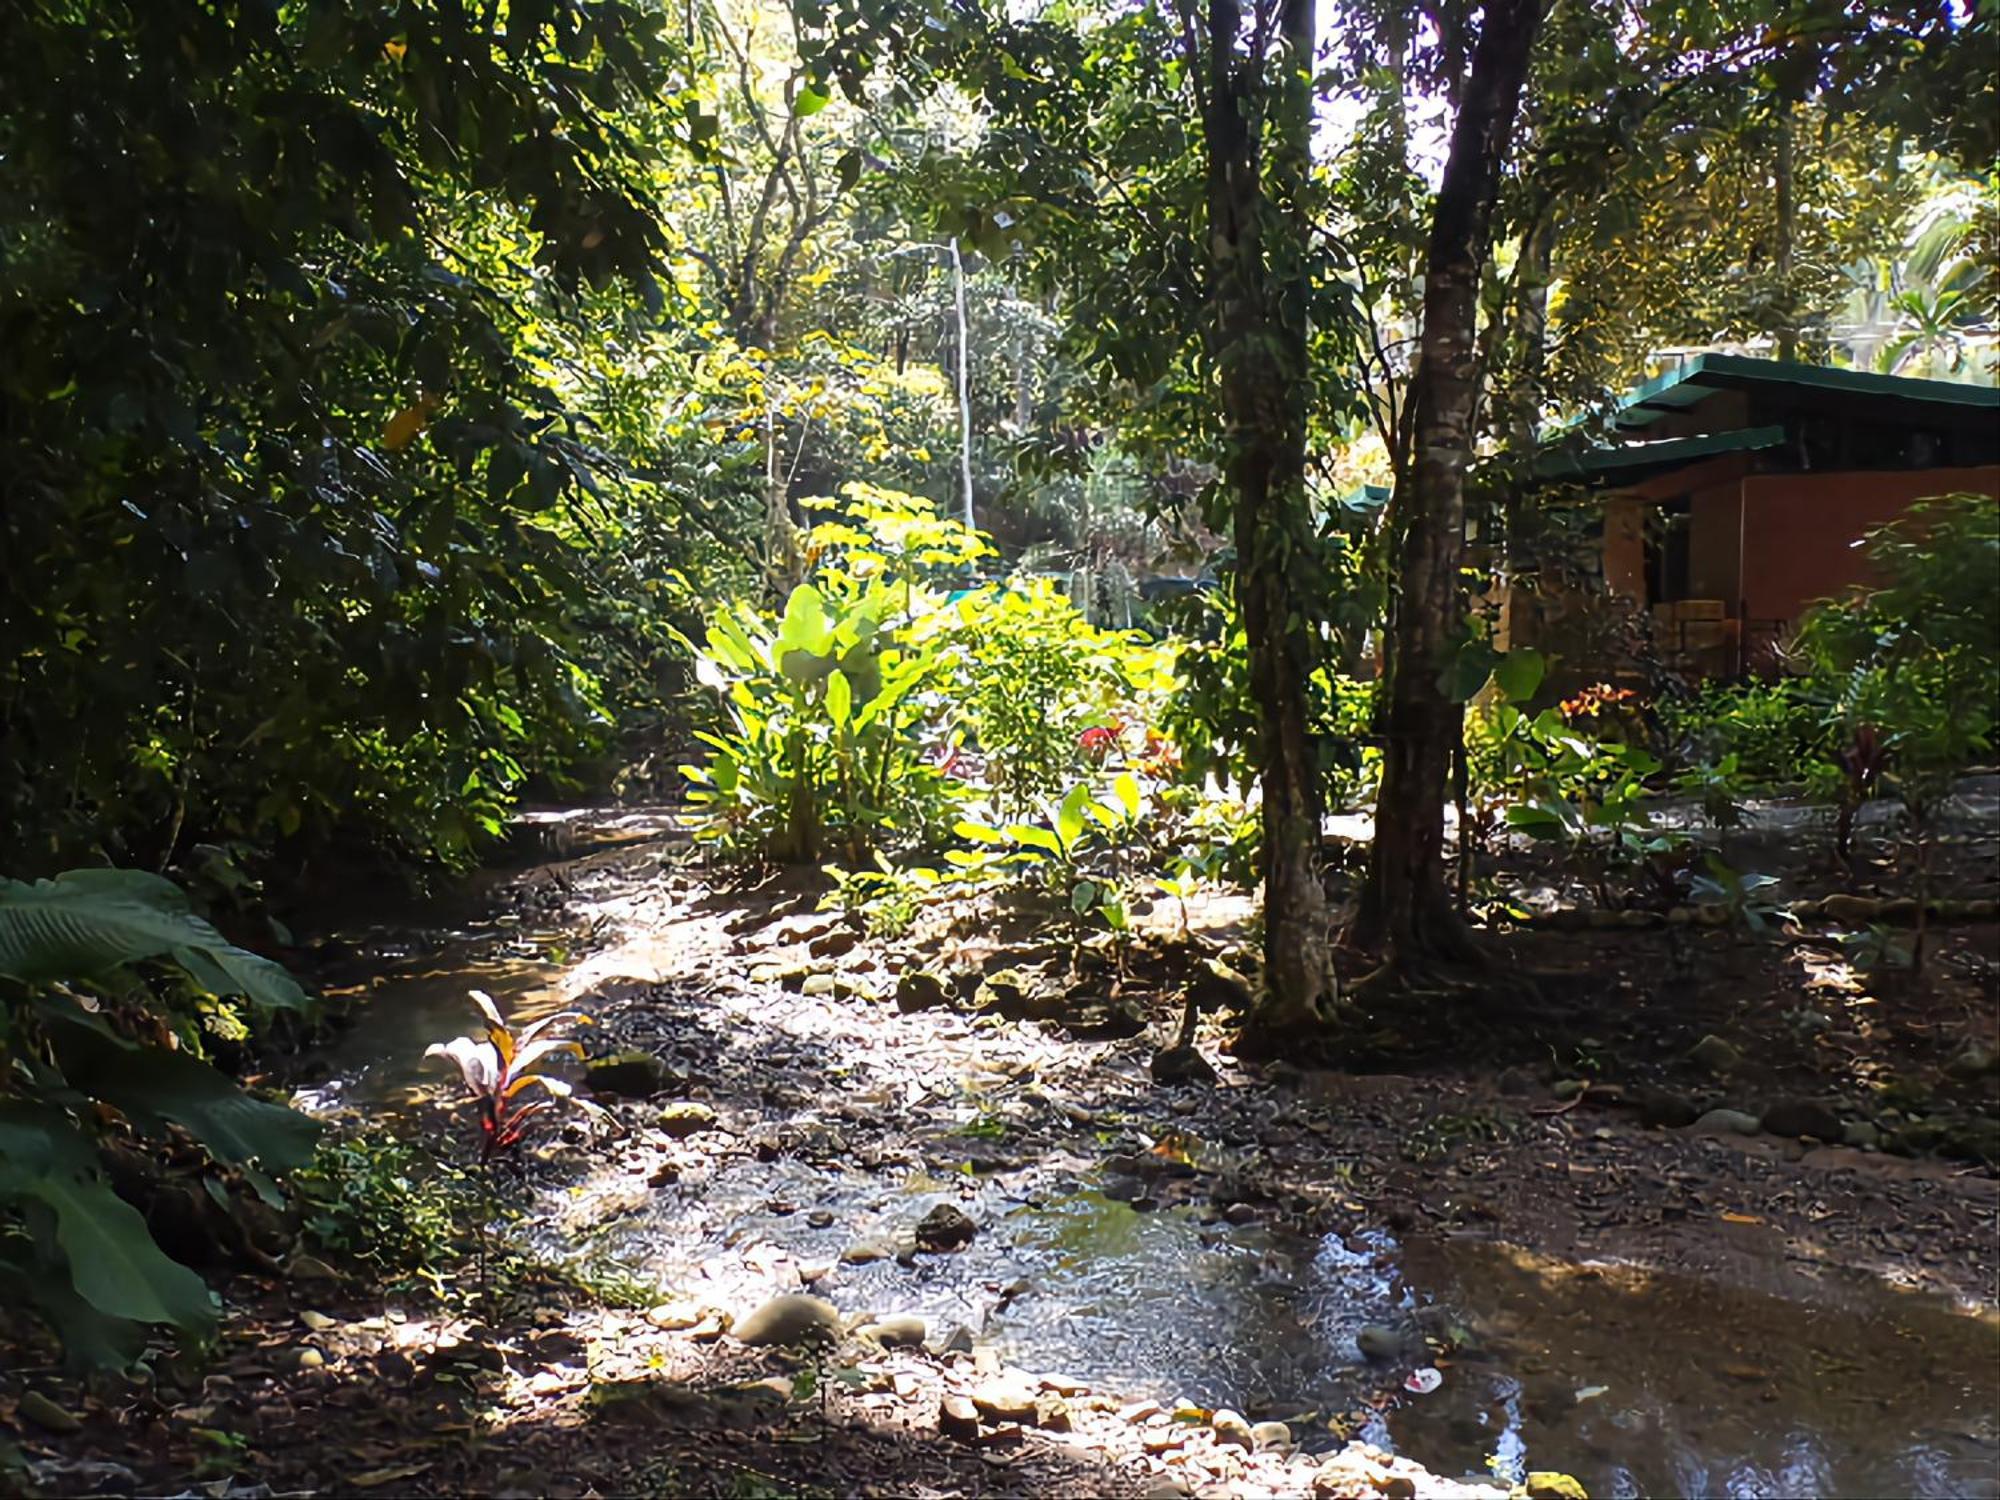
[656,1101,718,1138]
[733,1294,841,1347]
[1249,1419,1293,1450]
[1209,1408,1254,1449]
[855,1315,926,1348]
[969,1378,1039,1425]
[839,1239,893,1265]
[914,1203,977,1251]
[1841,1120,1883,1149]
[1356,1324,1405,1360]
[1690,1107,1763,1136]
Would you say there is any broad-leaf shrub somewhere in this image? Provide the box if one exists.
[680,487,1176,866]
[0,870,321,1364]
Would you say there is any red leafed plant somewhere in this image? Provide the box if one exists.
[425,990,593,1162]
[1078,722,1124,765]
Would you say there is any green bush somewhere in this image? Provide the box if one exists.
[960,579,1172,815]
[680,486,1178,868]
[680,487,983,864]
[0,869,321,1366]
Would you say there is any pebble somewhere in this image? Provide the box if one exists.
[1249,1419,1292,1451]
[644,1301,706,1330]
[1120,1398,1166,1423]
[1209,1408,1253,1449]
[840,1239,892,1265]
[806,1209,835,1228]
[733,1294,841,1347]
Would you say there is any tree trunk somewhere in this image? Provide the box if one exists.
[1359,0,1544,965]
[1203,0,1335,1046]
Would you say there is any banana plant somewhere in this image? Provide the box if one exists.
[423,990,594,1162]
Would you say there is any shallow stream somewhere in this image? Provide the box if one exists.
[293,829,2000,1500]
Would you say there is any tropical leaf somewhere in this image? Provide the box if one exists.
[0,869,309,1011]
[0,1104,217,1336]
[40,1006,321,1170]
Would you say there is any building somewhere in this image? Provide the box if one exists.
[1517,355,2000,681]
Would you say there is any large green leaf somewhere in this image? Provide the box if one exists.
[0,869,309,1012]
[1492,648,1547,704]
[41,1006,321,1169]
[0,1222,148,1371]
[0,1104,217,1336]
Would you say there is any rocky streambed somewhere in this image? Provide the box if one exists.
[258,813,2000,1500]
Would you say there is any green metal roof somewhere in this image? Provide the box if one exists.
[1536,424,1787,482]
[1614,353,2000,431]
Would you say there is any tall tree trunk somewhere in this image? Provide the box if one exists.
[1204,0,1335,1047]
[1359,0,1544,966]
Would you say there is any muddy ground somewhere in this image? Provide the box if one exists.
[3,798,1996,1499]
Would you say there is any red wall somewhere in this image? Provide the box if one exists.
[1738,467,2000,623]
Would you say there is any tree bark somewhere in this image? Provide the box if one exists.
[1202,0,1336,1046]
[1359,0,1544,965]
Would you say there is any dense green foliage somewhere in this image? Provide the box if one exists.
[0,870,320,1365]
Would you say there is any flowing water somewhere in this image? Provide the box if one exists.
[295,827,2000,1500]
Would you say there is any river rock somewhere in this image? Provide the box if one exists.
[1688,1034,1743,1075]
[808,928,860,959]
[1249,1419,1293,1451]
[939,1393,981,1440]
[1151,1045,1218,1086]
[969,1378,1039,1425]
[733,1294,841,1347]
[896,970,952,1013]
[656,1101,718,1138]
[840,1238,893,1265]
[1210,1408,1254,1449]
[1760,1098,1843,1141]
[586,1052,668,1099]
[854,1314,926,1348]
[1356,1324,1405,1361]
[1036,1394,1075,1431]
[1945,1043,1998,1081]
[1690,1108,1763,1136]
[1523,1473,1590,1500]
[914,1203,977,1252]
[1841,1120,1883,1150]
